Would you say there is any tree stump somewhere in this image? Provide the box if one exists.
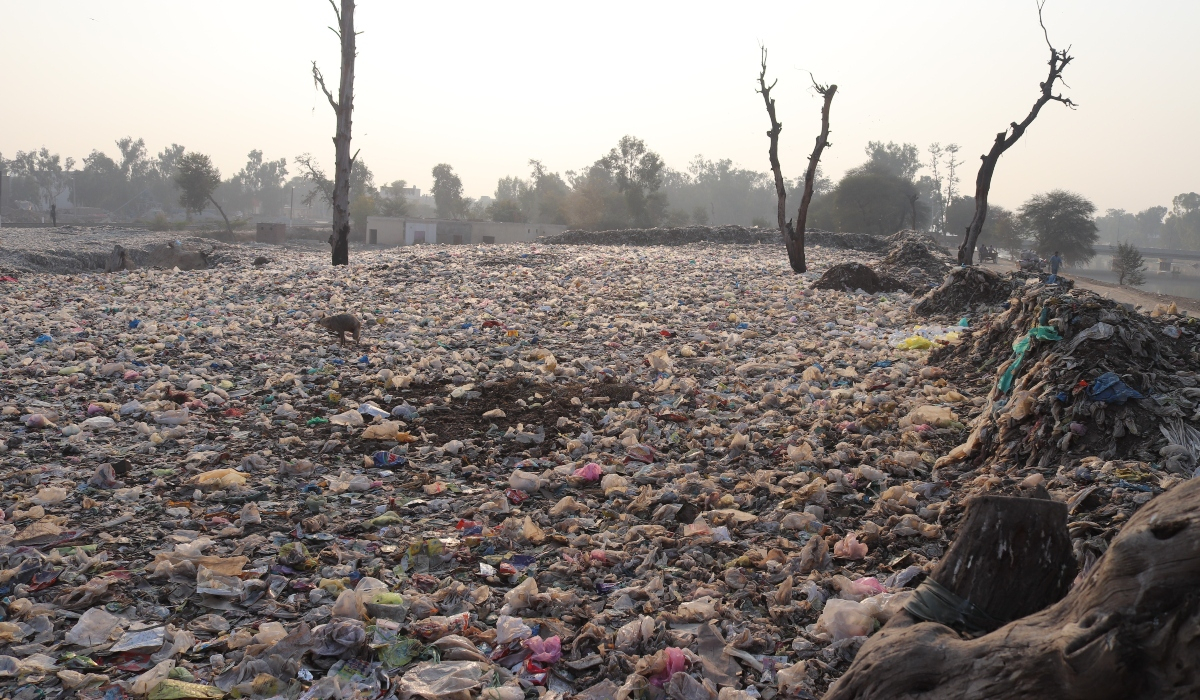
[826,480,1200,699]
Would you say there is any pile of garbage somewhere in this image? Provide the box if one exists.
[540,226,782,246]
[0,227,230,275]
[811,263,905,295]
[912,267,1014,317]
[927,284,1198,573]
[871,236,953,295]
[0,241,1190,700]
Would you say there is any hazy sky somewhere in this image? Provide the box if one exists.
[2,1,1197,213]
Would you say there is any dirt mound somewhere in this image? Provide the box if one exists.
[930,284,1199,478]
[812,262,906,294]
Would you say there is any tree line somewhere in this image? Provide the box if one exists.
[3,137,1195,260]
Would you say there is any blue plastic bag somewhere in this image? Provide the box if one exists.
[1087,372,1143,404]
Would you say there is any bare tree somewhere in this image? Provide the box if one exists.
[756,47,835,274]
[311,0,358,266]
[944,143,961,209]
[927,143,944,233]
[958,2,1075,265]
[793,76,836,273]
[756,48,790,264]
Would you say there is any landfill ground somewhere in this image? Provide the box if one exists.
[0,233,1197,700]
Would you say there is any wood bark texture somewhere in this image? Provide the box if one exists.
[793,81,836,275]
[757,48,796,271]
[957,3,1074,266]
[314,0,356,267]
[825,478,1200,700]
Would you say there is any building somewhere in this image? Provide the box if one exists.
[365,216,567,246]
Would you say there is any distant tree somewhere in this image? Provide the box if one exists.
[1019,190,1098,264]
[564,164,628,230]
[296,154,373,208]
[1095,208,1138,244]
[854,141,922,181]
[295,153,333,208]
[489,199,525,223]
[984,206,1026,258]
[958,4,1075,264]
[831,171,923,235]
[175,152,232,236]
[1113,241,1147,286]
[927,143,945,233]
[116,137,150,182]
[234,150,289,216]
[944,195,976,239]
[691,206,710,226]
[349,194,376,235]
[1164,193,1200,250]
[8,148,74,213]
[1135,205,1167,243]
[599,135,667,227]
[377,180,409,217]
[528,160,571,225]
[431,164,468,219]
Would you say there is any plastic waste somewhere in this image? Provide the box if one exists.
[65,607,121,646]
[815,598,874,641]
[1087,372,1144,405]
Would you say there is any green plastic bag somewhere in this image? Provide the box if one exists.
[998,325,1061,393]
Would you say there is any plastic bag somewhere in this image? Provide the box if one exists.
[896,336,932,350]
[903,405,956,428]
[397,661,485,700]
[189,469,246,490]
[330,410,364,427]
[815,598,873,641]
[1087,372,1144,405]
[65,607,120,646]
[131,659,176,696]
[495,615,532,644]
[362,421,401,439]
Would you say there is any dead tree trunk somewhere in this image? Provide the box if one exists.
[756,47,794,269]
[957,1,1074,266]
[793,78,836,274]
[826,480,1200,700]
[313,0,356,267]
[207,194,233,239]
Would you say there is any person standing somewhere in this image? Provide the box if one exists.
[50,203,56,227]
[1049,251,1063,283]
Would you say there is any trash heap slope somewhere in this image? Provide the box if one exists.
[0,243,1192,700]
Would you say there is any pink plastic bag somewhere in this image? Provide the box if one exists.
[648,647,688,686]
[573,462,603,481]
[522,635,562,663]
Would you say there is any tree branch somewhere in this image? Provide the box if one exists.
[328,0,341,25]
[312,62,338,111]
